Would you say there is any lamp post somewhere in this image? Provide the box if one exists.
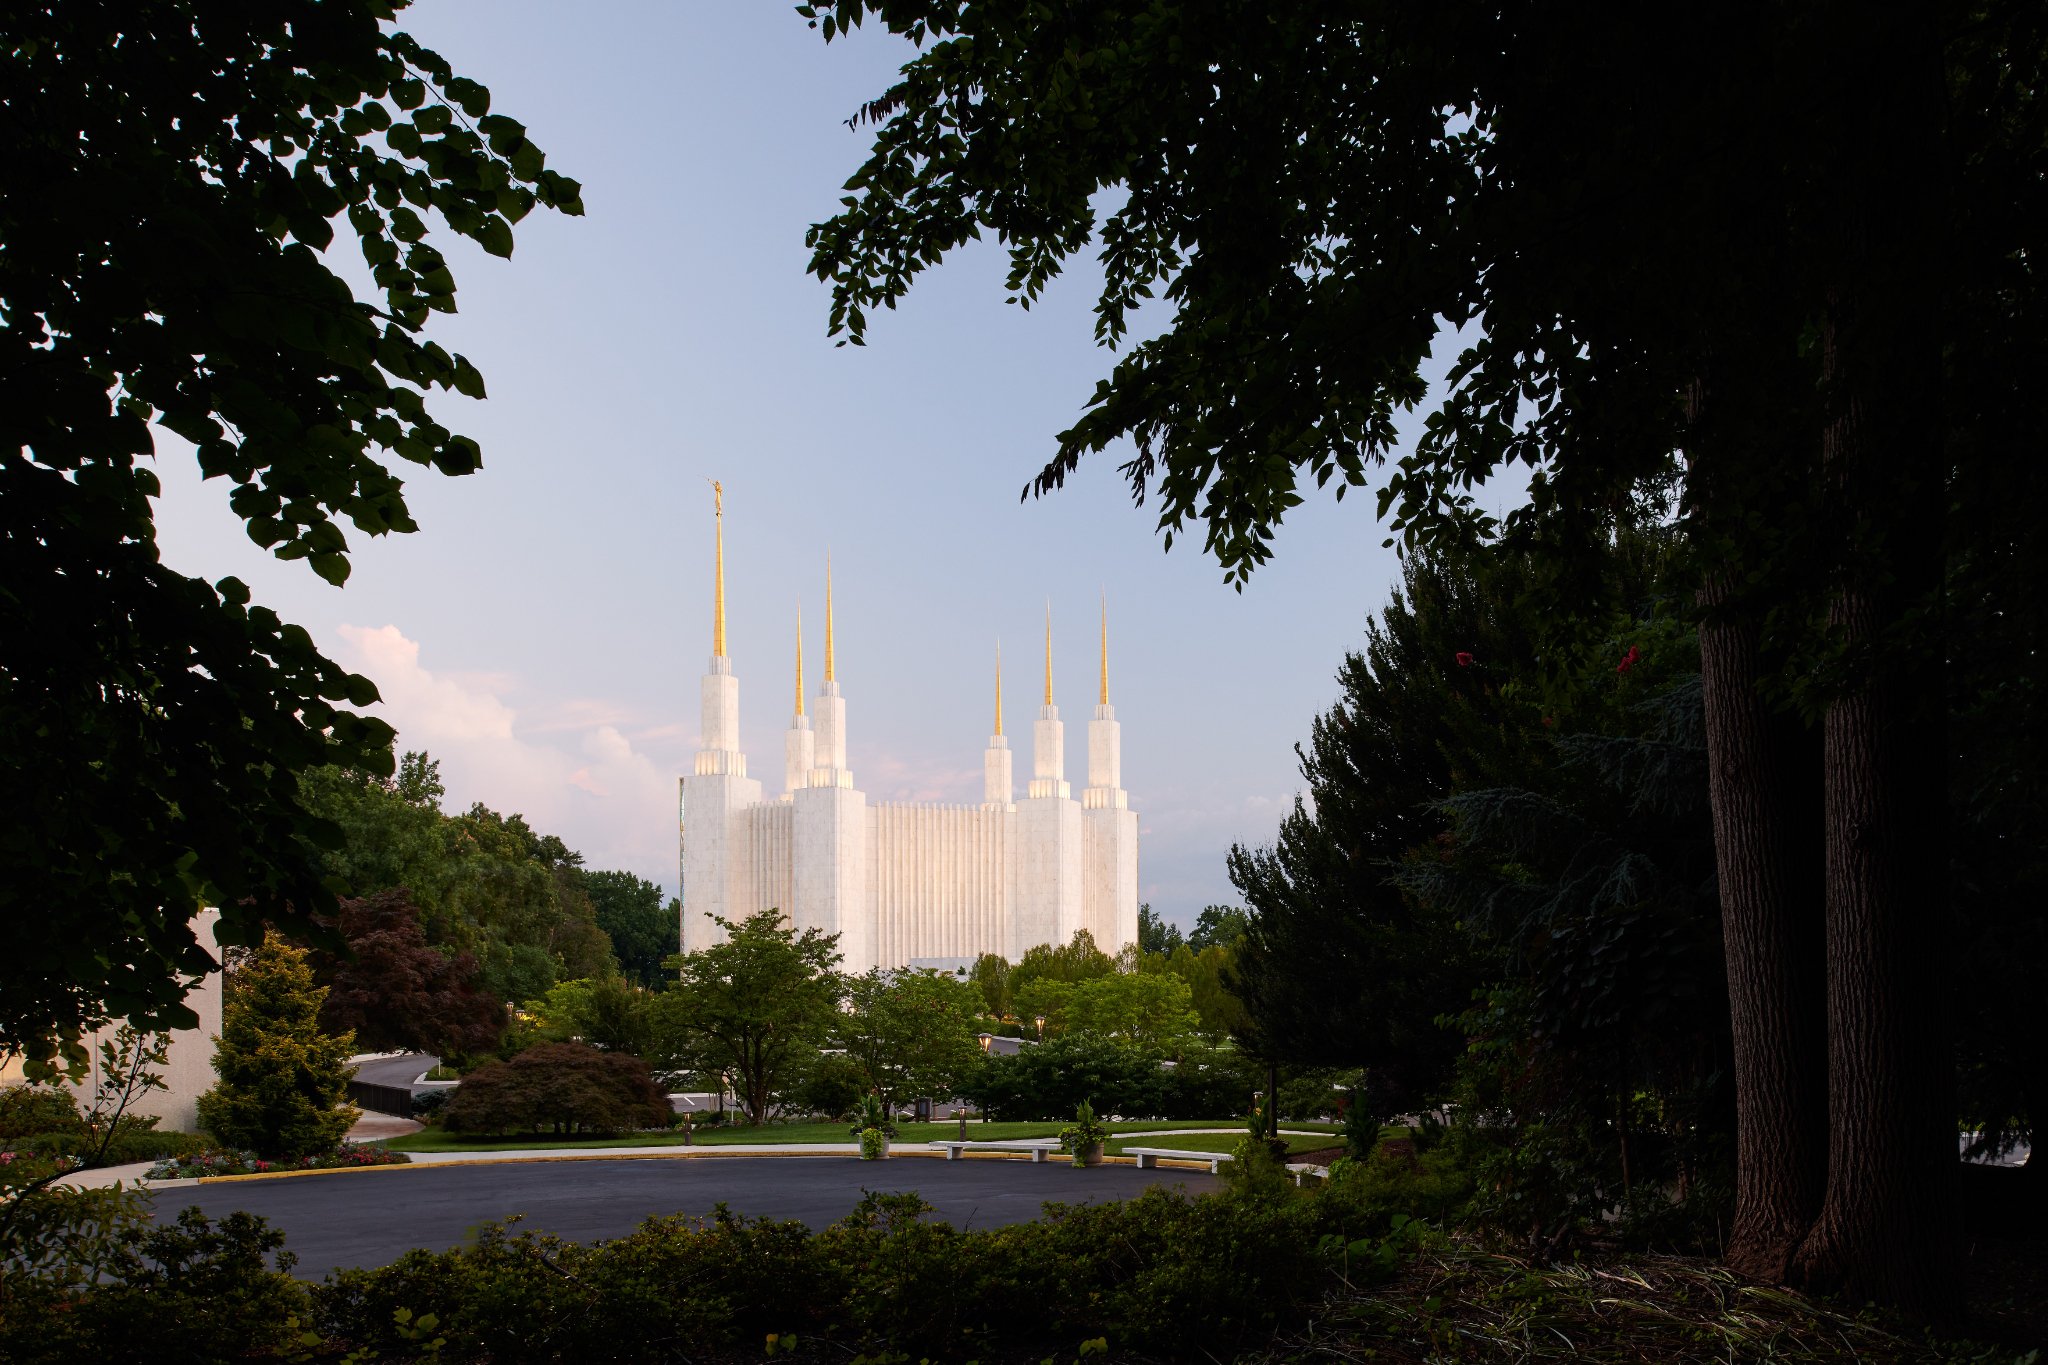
[1034,1014,1046,1041]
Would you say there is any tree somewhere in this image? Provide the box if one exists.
[1014,972,1202,1054]
[311,889,505,1059]
[654,911,842,1123]
[838,969,987,1107]
[801,0,2042,1310]
[196,937,358,1159]
[968,952,1012,1019]
[582,871,676,988]
[1186,907,1248,953]
[1008,930,1115,1008]
[441,1042,669,1136]
[1228,548,1519,1104]
[524,976,654,1058]
[300,759,623,1004]
[1136,904,1183,956]
[1,2,582,1074]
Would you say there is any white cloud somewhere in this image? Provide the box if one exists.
[335,625,680,891]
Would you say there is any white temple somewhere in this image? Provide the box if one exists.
[678,488,1138,972]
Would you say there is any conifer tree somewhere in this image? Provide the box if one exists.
[197,936,358,1159]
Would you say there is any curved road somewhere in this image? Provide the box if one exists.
[147,1156,1214,1278]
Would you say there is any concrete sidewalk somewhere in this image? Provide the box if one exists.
[47,1128,1333,1187]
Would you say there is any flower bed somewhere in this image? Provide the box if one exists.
[145,1140,410,1180]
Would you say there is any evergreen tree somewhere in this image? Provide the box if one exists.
[197,936,358,1159]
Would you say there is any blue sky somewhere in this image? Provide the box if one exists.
[148,1,1459,933]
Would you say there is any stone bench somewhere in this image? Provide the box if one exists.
[928,1139,1063,1162]
[1121,1146,1235,1173]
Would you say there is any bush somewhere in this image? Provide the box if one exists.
[789,1052,866,1120]
[0,1087,86,1142]
[308,1182,1398,1362]
[14,1121,210,1168]
[0,1206,311,1365]
[409,1087,450,1121]
[1322,1140,1475,1232]
[197,935,359,1159]
[441,1043,671,1136]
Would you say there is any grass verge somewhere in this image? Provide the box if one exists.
[382,1118,1340,1154]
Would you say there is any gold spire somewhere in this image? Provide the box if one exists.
[824,555,837,683]
[794,606,805,717]
[994,641,1004,737]
[1098,593,1110,706]
[711,480,726,657]
[1043,602,1054,706]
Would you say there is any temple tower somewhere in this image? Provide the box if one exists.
[680,483,763,953]
[1012,606,1083,958]
[983,643,1014,810]
[783,609,814,798]
[1082,597,1139,952]
[793,557,870,969]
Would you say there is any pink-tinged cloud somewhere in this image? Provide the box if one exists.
[334,624,676,888]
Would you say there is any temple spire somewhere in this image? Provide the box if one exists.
[825,555,837,683]
[994,641,1004,737]
[794,606,805,717]
[1098,593,1110,706]
[1043,602,1054,706]
[711,480,727,658]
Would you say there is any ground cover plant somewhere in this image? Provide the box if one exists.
[145,1140,410,1180]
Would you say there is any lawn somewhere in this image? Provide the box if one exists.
[1103,1131,1334,1158]
[381,1118,1341,1154]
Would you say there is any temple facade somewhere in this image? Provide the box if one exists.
[678,490,1138,972]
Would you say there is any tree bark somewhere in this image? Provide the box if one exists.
[1788,1,1957,1314]
[1698,588,1828,1281]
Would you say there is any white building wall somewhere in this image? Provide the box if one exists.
[1083,806,1140,955]
[793,782,870,971]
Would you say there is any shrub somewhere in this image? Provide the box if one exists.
[15,1120,210,1168]
[197,935,359,1159]
[0,1207,310,1365]
[1322,1140,1475,1232]
[309,1182,1394,1362]
[409,1087,450,1121]
[960,1034,1168,1120]
[441,1043,670,1136]
[0,1087,86,1142]
[790,1051,866,1120]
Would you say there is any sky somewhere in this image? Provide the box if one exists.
[148,2,1460,933]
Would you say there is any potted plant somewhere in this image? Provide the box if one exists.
[851,1094,896,1160]
[1058,1099,1108,1167]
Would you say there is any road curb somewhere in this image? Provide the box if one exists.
[164,1145,1235,1184]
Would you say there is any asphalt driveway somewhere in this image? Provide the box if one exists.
[146,1156,1214,1279]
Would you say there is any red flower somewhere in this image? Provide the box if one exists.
[1541,716,1554,728]
[1616,645,1641,674]
[1455,652,1476,668]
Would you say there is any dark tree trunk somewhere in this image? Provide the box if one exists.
[1698,589,1828,1281]
[1788,2,1957,1315]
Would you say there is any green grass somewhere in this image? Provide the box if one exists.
[1103,1131,1333,1158]
[381,1117,1340,1154]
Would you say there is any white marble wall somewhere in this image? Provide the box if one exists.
[793,782,870,970]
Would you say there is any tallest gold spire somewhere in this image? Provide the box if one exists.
[711,481,726,657]
[994,641,1004,737]
[1098,593,1110,706]
[824,554,837,683]
[1043,603,1054,707]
